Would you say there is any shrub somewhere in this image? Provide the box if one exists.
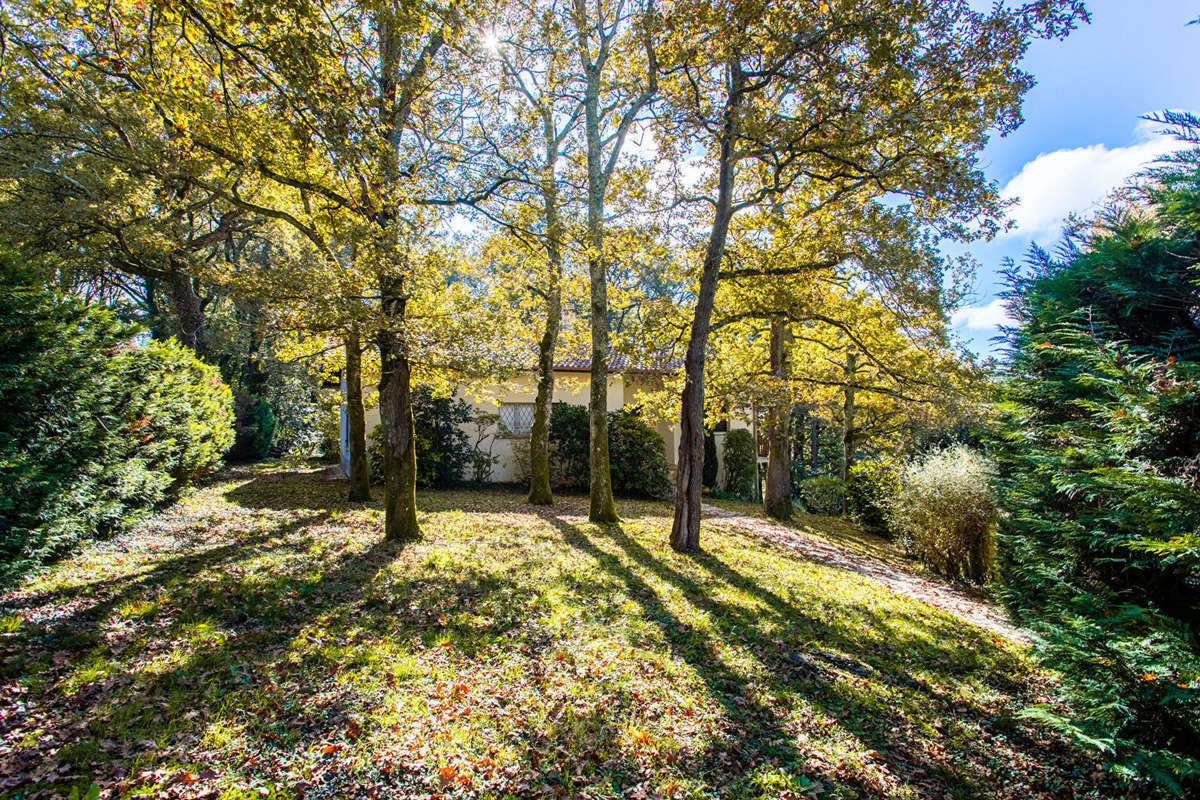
[508,434,531,486]
[111,340,236,485]
[885,445,994,582]
[368,386,473,488]
[0,264,233,576]
[229,395,276,461]
[543,403,672,498]
[313,402,342,464]
[547,402,589,488]
[796,475,843,516]
[722,428,757,500]
[990,144,1200,791]
[608,410,672,499]
[845,458,900,535]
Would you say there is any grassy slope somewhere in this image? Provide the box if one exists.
[0,467,1118,800]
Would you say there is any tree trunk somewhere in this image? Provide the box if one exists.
[764,316,792,520]
[377,300,420,541]
[795,406,807,481]
[582,64,618,524]
[811,416,819,471]
[371,13,439,542]
[345,326,371,502]
[528,112,565,506]
[165,259,206,354]
[528,289,560,505]
[840,350,857,514]
[671,63,746,553]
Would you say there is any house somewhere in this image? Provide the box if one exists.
[340,349,715,484]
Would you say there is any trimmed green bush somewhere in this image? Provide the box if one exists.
[543,403,672,498]
[548,402,589,487]
[845,458,900,535]
[796,474,843,516]
[722,429,757,500]
[368,386,473,488]
[608,410,672,499]
[1,263,233,576]
[886,445,994,582]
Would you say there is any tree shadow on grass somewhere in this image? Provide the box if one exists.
[542,513,1111,799]
[540,512,815,795]
[0,493,567,798]
[223,471,365,511]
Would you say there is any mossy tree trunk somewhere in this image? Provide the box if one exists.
[840,349,857,514]
[344,326,371,502]
[528,109,565,506]
[764,316,792,520]
[377,298,420,541]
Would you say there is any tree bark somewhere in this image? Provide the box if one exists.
[371,13,442,542]
[582,62,618,524]
[764,316,792,520]
[345,326,371,502]
[671,62,746,553]
[377,300,420,541]
[840,349,857,514]
[811,416,820,471]
[528,112,565,506]
[164,259,206,354]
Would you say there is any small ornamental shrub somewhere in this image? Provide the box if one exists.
[722,429,757,500]
[796,475,843,516]
[845,458,901,535]
[313,402,342,463]
[508,434,531,486]
[368,386,473,488]
[0,262,233,576]
[608,410,672,499]
[548,402,589,488]
[886,445,995,582]
[229,395,276,461]
[543,403,672,498]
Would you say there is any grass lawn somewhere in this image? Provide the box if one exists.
[0,466,1119,800]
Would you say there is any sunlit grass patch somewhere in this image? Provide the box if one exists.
[0,466,1122,800]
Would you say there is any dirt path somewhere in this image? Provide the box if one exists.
[701,504,1029,644]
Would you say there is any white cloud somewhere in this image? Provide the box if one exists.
[952,298,1013,331]
[1000,119,1188,240]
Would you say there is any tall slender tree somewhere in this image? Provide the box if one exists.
[659,0,1087,551]
[567,0,659,523]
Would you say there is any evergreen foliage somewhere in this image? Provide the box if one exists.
[369,386,474,489]
[0,261,233,578]
[548,402,590,488]
[541,403,672,498]
[608,411,673,500]
[845,457,901,535]
[992,140,1200,793]
[702,430,718,489]
[795,475,843,515]
[722,429,757,500]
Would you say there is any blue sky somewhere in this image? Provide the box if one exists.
[950,0,1200,356]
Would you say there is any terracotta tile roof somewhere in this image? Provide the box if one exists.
[552,345,681,373]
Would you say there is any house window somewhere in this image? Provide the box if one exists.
[499,402,535,437]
